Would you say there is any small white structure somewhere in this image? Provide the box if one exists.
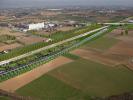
[128,20,133,23]
[48,23,55,27]
[0,60,10,66]
[44,22,56,29]
[3,51,9,54]
[46,38,52,42]
[28,22,45,31]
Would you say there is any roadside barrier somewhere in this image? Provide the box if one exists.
[0,28,108,82]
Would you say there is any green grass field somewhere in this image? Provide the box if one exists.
[82,36,119,51]
[16,74,86,100]
[48,24,101,41]
[125,24,133,30]
[16,59,133,100]
[0,35,16,43]
[63,53,80,60]
[0,96,10,100]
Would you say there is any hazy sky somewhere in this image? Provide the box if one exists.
[0,0,133,8]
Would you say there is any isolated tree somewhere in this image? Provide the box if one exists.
[121,31,124,35]
[125,29,128,35]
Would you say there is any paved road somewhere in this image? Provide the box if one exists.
[0,28,108,76]
[0,26,108,66]
[119,17,133,23]
[100,23,133,25]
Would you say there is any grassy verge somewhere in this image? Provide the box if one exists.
[76,25,118,51]
[83,36,118,51]
[125,24,133,30]
[63,53,80,60]
[48,24,101,41]
[0,96,10,100]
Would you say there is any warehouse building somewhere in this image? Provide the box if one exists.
[22,22,57,32]
[28,22,45,31]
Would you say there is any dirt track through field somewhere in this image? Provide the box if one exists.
[0,56,73,92]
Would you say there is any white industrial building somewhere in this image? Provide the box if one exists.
[23,22,57,32]
[28,22,45,31]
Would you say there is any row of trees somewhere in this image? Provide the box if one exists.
[121,29,129,35]
[0,26,111,82]
[0,24,102,61]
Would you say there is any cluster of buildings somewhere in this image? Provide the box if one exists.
[15,20,85,32]
[21,22,57,32]
[0,20,86,33]
[98,10,116,14]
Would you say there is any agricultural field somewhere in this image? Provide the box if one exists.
[0,33,22,52]
[48,24,101,41]
[57,26,75,32]
[82,36,119,51]
[0,27,48,53]
[75,25,133,67]
[0,96,10,100]
[16,26,133,100]
[0,43,22,52]
[0,27,27,37]
[17,74,83,100]
[31,26,76,36]
[0,7,132,100]
[75,24,133,67]
[0,39,80,82]
[16,58,133,100]
[0,35,16,44]
[63,53,80,60]
[124,24,133,30]
[0,24,102,61]
[17,35,47,45]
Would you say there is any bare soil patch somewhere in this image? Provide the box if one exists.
[0,43,22,52]
[106,41,133,57]
[17,36,47,45]
[57,26,75,32]
[0,16,7,20]
[37,26,75,36]
[71,49,120,66]
[109,29,123,36]
[40,11,61,16]
[37,30,51,35]
[0,28,49,45]
[0,43,5,47]
[0,28,27,37]
[0,56,73,92]
[114,30,133,42]
[107,29,133,40]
